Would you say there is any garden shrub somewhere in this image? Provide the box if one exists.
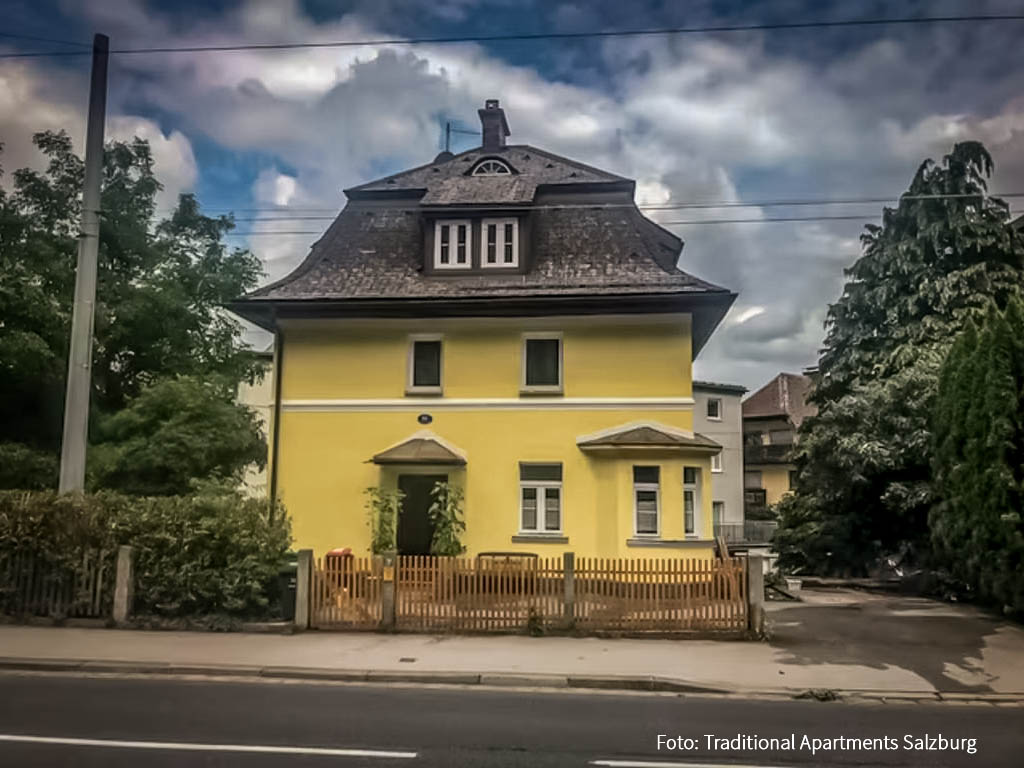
[0,488,290,618]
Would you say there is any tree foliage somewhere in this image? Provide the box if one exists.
[0,131,264,491]
[931,298,1024,613]
[88,376,266,496]
[776,142,1024,574]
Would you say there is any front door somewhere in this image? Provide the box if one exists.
[397,474,445,555]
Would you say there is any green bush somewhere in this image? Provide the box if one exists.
[0,443,58,491]
[0,489,290,618]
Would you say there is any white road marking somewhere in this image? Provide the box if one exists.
[0,733,417,759]
[591,761,790,768]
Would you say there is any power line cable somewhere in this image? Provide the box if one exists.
[3,14,1024,58]
[219,208,1024,235]
[166,192,1024,221]
[0,31,91,48]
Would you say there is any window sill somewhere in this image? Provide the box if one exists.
[627,538,713,549]
[512,534,568,544]
[405,387,443,397]
[519,387,563,396]
[707,416,722,422]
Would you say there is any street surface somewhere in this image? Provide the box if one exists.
[0,673,1017,767]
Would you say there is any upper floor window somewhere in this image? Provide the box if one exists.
[472,159,512,175]
[711,452,722,473]
[483,218,519,267]
[434,220,471,269]
[522,333,562,393]
[706,397,722,420]
[408,335,442,394]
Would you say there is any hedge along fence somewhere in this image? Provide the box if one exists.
[0,490,290,619]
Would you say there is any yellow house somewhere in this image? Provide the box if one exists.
[742,372,816,511]
[230,100,736,562]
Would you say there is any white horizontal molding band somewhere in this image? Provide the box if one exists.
[282,397,695,412]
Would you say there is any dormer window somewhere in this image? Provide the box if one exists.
[434,220,471,269]
[472,159,512,176]
[482,218,519,267]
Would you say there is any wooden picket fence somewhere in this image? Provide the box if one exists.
[310,555,384,630]
[573,556,747,632]
[0,549,113,619]
[307,553,749,635]
[396,555,564,632]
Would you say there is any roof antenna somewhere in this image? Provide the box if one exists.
[443,119,481,153]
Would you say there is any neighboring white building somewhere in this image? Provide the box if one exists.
[692,381,746,533]
[236,344,274,497]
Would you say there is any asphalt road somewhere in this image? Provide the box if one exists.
[0,673,1017,767]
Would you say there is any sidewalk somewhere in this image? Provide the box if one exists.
[1,602,1022,703]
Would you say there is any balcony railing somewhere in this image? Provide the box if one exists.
[743,443,794,465]
[714,521,778,544]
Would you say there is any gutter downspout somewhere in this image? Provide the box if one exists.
[268,316,284,521]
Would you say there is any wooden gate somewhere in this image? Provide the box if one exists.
[395,555,563,632]
[310,555,384,630]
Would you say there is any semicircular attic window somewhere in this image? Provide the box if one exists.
[471,159,512,176]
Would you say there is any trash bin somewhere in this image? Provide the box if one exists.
[279,552,298,622]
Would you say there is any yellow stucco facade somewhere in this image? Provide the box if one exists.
[273,314,717,561]
[746,463,793,505]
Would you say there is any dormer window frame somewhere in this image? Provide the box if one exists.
[482,217,520,268]
[433,219,472,270]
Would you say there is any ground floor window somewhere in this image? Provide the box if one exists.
[683,466,701,536]
[712,501,725,527]
[519,463,562,532]
[633,465,660,535]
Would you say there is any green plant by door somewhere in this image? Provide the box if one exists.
[428,481,466,556]
[364,486,403,554]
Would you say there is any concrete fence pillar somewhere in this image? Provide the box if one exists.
[747,552,765,636]
[112,545,134,625]
[562,551,575,629]
[380,550,397,631]
[294,549,313,630]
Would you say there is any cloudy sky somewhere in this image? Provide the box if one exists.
[3,0,1024,391]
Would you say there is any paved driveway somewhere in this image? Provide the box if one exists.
[767,588,1024,693]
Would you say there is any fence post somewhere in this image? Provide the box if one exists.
[562,551,575,629]
[746,552,765,636]
[112,545,134,625]
[295,549,313,630]
[380,551,396,630]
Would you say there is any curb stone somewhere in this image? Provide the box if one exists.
[0,658,1021,705]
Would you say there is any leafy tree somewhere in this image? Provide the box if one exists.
[931,298,1024,613]
[776,142,1024,574]
[0,131,264,491]
[88,376,266,496]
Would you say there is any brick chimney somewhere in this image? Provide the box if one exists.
[478,99,510,152]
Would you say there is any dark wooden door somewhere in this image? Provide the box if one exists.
[397,475,445,555]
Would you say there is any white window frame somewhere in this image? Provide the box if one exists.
[406,334,443,395]
[683,466,701,538]
[633,468,661,537]
[706,397,722,421]
[711,452,722,473]
[521,332,563,394]
[433,220,472,269]
[472,159,512,175]
[518,464,563,534]
[482,218,519,268]
[712,501,725,527]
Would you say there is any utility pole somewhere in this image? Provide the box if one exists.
[58,33,109,493]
